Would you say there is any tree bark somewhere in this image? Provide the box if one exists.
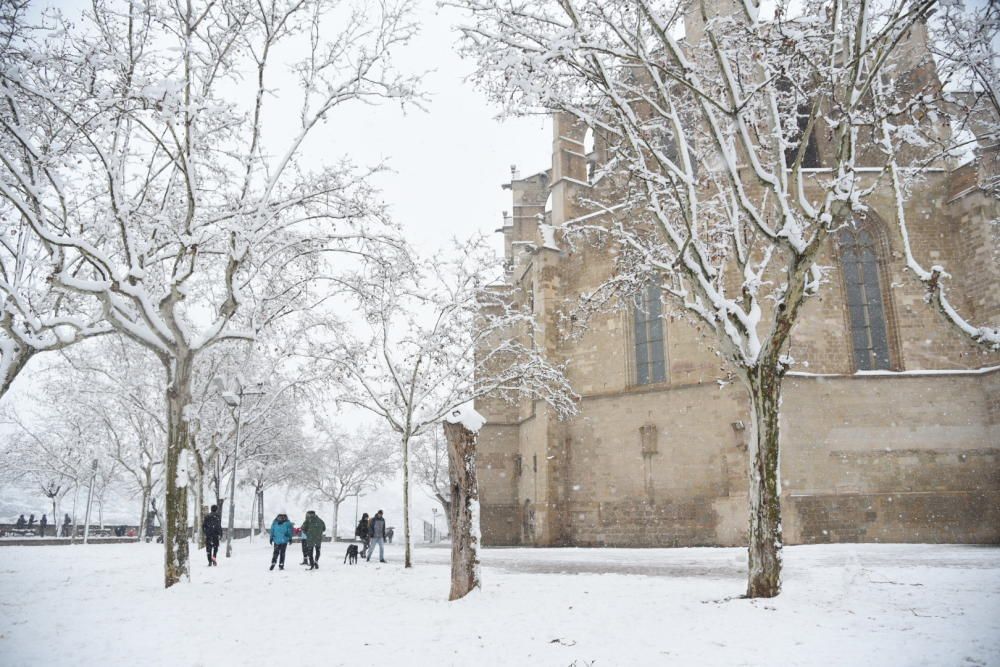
[139,489,149,541]
[444,421,481,601]
[403,434,413,568]
[163,355,193,588]
[192,448,205,549]
[743,365,784,599]
[257,487,265,536]
[332,501,340,541]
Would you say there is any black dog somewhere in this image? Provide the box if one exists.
[344,544,359,564]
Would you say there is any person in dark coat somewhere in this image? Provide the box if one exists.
[269,513,294,571]
[27,514,35,528]
[386,527,394,544]
[15,515,26,529]
[367,510,387,563]
[61,514,71,537]
[39,514,48,537]
[202,505,223,566]
[355,513,370,558]
[301,510,325,570]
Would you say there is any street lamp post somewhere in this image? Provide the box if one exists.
[214,376,265,558]
[83,459,98,544]
[224,387,243,558]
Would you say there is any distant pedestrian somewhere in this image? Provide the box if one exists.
[202,505,223,566]
[61,514,71,537]
[269,513,294,571]
[367,510,387,563]
[296,527,309,565]
[39,514,47,537]
[27,514,35,528]
[301,510,325,570]
[386,527,394,544]
[356,513,370,558]
[15,514,26,529]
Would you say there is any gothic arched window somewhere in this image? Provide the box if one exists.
[838,224,893,371]
[634,283,667,385]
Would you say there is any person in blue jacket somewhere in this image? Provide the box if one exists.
[269,513,294,571]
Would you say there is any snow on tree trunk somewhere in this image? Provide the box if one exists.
[164,358,193,588]
[444,407,485,601]
[403,434,413,569]
[744,365,784,599]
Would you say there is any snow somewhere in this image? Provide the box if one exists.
[445,404,486,433]
[0,542,997,666]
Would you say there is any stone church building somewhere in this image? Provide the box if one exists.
[474,19,999,549]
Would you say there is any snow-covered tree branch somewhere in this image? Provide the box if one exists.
[303,236,577,572]
[448,0,991,597]
[1,0,422,586]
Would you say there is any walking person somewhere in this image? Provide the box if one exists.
[202,505,223,566]
[269,513,293,571]
[297,527,309,565]
[39,514,48,537]
[301,510,325,570]
[367,510,387,563]
[355,513,370,559]
[61,514,71,537]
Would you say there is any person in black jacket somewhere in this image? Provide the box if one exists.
[202,505,223,566]
[355,513,370,558]
[39,514,48,537]
[367,510,386,563]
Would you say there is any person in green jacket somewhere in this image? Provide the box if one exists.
[301,510,326,570]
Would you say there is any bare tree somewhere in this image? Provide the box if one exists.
[412,430,452,533]
[306,236,576,579]
[0,1,111,397]
[449,0,994,597]
[298,418,398,539]
[1,0,421,586]
[886,2,1000,346]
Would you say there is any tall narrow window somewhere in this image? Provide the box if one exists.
[634,283,667,385]
[838,225,892,370]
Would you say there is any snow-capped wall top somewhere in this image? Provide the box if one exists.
[445,405,487,433]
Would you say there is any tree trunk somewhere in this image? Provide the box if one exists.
[403,434,413,568]
[70,486,80,543]
[139,488,149,542]
[332,501,340,541]
[257,487,265,536]
[163,356,193,588]
[743,365,784,599]
[444,421,481,601]
[192,445,205,547]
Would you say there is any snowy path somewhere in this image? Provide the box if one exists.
[0,542,997,666]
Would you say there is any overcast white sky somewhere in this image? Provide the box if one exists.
[284,0,554,251]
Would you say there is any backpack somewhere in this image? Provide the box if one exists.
[203,513,222,537]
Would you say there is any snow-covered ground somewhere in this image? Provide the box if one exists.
[1,541,997,666]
